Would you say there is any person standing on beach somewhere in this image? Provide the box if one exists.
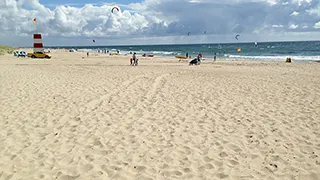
[186,52,188,58]
[131,52,138,66]
[214,52,217,61]
[87,52,89,57]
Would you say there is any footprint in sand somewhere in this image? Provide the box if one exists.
[204,156,213,162]
[183,168,191,173]
[55,172,80,180]
[199,163,214,171]
[135,175,154,180]
[215,173,229,179]
[219,152,228,158]
[133,165,147,172]
[172,170,183,176]
[80,164,94,173]
[229,159,240,166]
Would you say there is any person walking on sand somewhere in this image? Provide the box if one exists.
[213,52,217,62]
[87,52,89,57]
[186,52,188,58]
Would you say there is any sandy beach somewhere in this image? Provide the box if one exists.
[0,50,319,180]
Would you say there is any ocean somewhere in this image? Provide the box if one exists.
[49,41,320,62]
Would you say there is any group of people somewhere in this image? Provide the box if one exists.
[130,52,138,66]
[129,52,217,66]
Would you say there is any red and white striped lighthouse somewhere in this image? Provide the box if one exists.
[33,34,44,53]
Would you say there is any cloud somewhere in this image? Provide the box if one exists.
[314,22,320,29]
[290,11,299,16]
[272,25,284,28]
[289,24,299,29]
[0,0,320,46]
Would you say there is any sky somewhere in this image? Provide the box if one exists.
[0,0,320,46]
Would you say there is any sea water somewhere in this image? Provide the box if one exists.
[50,41,320,62]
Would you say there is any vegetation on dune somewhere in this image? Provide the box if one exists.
[0,45,14,55]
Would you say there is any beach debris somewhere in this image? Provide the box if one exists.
[269,163,278,168]
[111,6,120,13]
[235,34,240,40]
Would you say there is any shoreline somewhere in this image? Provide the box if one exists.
[6,47,320,62]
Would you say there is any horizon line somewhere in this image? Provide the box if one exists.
[14,39,320,48]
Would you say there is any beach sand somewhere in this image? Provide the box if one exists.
[0,50,319,180]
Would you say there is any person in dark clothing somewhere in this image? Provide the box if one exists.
[189,54,201,65]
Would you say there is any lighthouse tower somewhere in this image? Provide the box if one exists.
[33,34,44,53]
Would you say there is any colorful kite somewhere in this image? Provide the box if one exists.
[111,7,120,13]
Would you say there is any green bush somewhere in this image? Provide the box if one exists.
[0,45,14,55]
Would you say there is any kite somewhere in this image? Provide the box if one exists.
[93,40,96,43]
[235,34,240,40]
[204,31,206,34]
[111,7,120,13]
[33,18,36,24]
[187,32,190,36]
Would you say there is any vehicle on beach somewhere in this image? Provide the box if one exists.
[18,51,27,57]
[27,52,51,59]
